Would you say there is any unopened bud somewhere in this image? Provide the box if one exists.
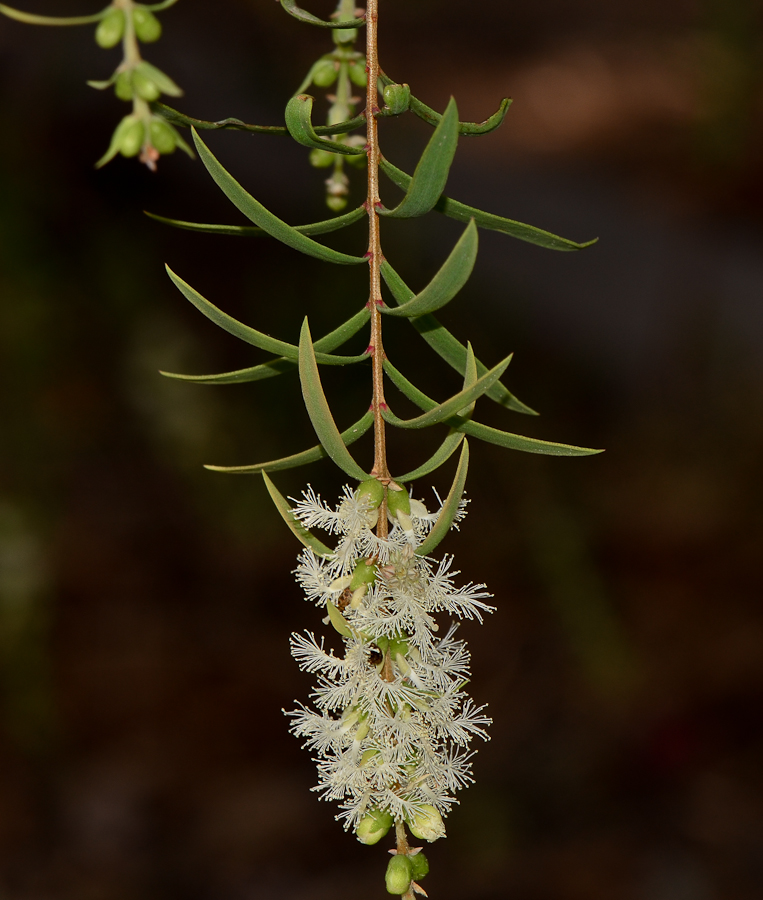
[350,559,377,591]
[357,477,384,508]
[119,118,145,157]
[133,6,162,43]
[387,486,411,519]
[132,69,161,102]
[383,83,411,115]
[348,59,368,87]
[407,805,446,842]
[149,117,177,154]
[114,70,133,101]
[326,194,347,212]
[385,854,413,894]
[95,8,125,48]
[356,808,393,845]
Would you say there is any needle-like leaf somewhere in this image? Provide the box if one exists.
[383,354,512,429]
[416,441,470,557]
[145,205,366,238]
[262,472,333,557]
[380,158,598,251]
[160,308,371,384]
[166,266,369,365]
[380,220,477,318]
[286,94,367,156]
[299,320,370,480]
[0,3,105,24]
[206,411,374,473]
[384,360,602,456]
[378,98,459,219]
[192,129,367,265]
[379,72,512,136]
[280,0,365,28]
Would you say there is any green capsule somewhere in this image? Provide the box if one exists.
[357,478,384,509]
[312,58,338,88]
[350,559,378,591]
[386,486,411,519]
[409,851,429,882]
[348,59,368,87]
[132,69,161,102]
[309,148,334,169]
[119,119,145,158]
[386,854,413,895]
[407,805,446,842]
[114,70,133,101]
[383,83,411,115]
[132,6,162,43]
[149,117,177,154]
[356,808,393,845]
[95,8,125,48]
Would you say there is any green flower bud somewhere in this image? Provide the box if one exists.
[356,808,393,845]
[149,117,177,154]
[118,118,144,158]
[386,485,411,519]
[408,851,429,882]
[350,559,377,591]
[348,59,368,87]
[385,854,413,895]
[114,70,133,101]
[309,148,334,168]
[357,477,384,508]
[312,59,338,88]
[383,83,411,115]
[132,69,161,102]
[95,9,125,48]
[389,635,409,658]
[407,805,446,842]
[132,6,162,43]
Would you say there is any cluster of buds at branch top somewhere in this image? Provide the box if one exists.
[286,478,494,886]
[0,0,189,170]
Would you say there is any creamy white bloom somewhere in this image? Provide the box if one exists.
[286,484,493,835]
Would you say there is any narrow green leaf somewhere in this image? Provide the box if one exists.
[136,61,182,98]
[326,602,353,637]
[378,98,459,219]
[384,360,601,457]
[262,472,333,557]
[416,441,470,557]
[0,3,105,24]
[87,74,118,90]
[145,205,366,238]
[379,71,512,136]
[380,158,597,251]
[206,411,374,474]
[382,256,534,414]
[144,0,180,10]
[152,102,367,137]
[380,220,477,318]
[299,319,370,480]
[192,129,366,265]
[395,432,465,483]
[286,94,366,156]
[166,266,369,364]
[460,342,478,418]
[383,354,512,429]
[280,0,365,28]
[160,308,371,384]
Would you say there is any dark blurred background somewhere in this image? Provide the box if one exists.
[1,0,762,898]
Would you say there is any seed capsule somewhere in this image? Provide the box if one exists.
[348,59,368,87]
[132,69,161,102]
[407,805,446,842]
[356,808,393,845]
[95,9,125,48]
[312,59,338,88]
[132,6,162,43]
[149,117,177,154]
[383,83,411,115]
[114,70,133,101]
[408,851,429,882]
[309,148,334,169]
[385,854,413,895]
[119,119,145,158]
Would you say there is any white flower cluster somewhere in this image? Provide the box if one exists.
[286,483,494,836]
